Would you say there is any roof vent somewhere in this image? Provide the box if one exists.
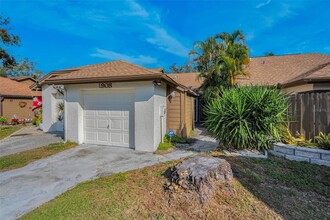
[173,76,178,79]
[262,61,265,64]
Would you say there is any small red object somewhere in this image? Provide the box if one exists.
[32,96,42,111]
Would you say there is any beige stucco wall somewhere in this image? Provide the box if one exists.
[281,84,314,94]
[282,83,330,94]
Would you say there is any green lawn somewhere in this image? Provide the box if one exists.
[21,154,330,220]
[0,142,78,171]
[0,126,22,140]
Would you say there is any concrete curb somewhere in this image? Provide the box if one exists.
[269,143,330,167]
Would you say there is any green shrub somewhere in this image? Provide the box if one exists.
[163,134,186,144]
[315,132,330,150]
[32,117,41,126]
[280,126,315,147]
[205,86,288,150]
[0,116,7,125]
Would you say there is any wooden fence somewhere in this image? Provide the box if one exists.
[287,91,330,140]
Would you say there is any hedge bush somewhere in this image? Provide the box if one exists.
[205,86,288,150]
[315,132,330,150]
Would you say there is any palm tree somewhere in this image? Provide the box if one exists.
[190,30,249,100]
[215,30,249,85]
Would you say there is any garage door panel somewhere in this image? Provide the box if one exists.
[123,111,129,117]
[85,110,96,116]
[97,111,109,117]
[83,91,133,148]
[98,132,109,142]
[123,120,129,131]
[123,134,129,145]
[97,119,109,129]
[85,131,97,141]
[110,119,122,130]
[110,111,122,117]
[85,119,96,129]
[110,133,122,144]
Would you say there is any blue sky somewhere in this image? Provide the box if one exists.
[1,0,330,73]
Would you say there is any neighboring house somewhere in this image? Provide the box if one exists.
[0,76,41,121]
[38,60,197,152]
[9,76,37,87]
[169,53,330,138]
[238,53,330,93]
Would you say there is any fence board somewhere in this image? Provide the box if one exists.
[288,91,330,140]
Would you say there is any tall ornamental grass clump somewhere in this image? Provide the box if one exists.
[205,86,288,150]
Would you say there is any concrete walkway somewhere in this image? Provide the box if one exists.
[0,144,194,219]
[0,126,63,156]
[176,126,219,152]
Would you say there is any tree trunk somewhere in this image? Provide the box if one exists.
[165,156,234,203]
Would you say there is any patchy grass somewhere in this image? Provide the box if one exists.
[0,126,22,140]
[21,154,330,220]
[0,142,78,171]
[157,142,173,151]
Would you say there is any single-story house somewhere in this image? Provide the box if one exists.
[0,76,41,121]
[168,53,330,138]
[38,60,197,152]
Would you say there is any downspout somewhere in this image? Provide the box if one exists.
[0,96,4,116]
[64,86,68,142]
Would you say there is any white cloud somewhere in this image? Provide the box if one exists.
[278,3,295,18]
[124,0,149,18]
[91,48,158,65]
[146,25,190,57]
[256,0,271,9]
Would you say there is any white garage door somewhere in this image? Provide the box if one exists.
[83,90,134,148]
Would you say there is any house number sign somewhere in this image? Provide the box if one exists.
[99,82,112,88]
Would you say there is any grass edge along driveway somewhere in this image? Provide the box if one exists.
[0,142,78,171]
[0,126,23,141]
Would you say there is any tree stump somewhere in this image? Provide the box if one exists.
[164,156,234,203]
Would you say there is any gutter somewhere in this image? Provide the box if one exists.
[280,77,330,88]
[0,94,35,99]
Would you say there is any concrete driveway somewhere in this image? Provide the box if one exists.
[0,144,193,219]
[0,126,63,156]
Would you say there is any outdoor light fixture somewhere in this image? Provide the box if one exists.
[168,91,176,103]
[153,80,161,86]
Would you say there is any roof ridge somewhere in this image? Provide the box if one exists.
[50,60,158,75]
[251,52,329,59]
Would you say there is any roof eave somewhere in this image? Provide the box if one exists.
[0,94,34,98]
[280,78,330,88]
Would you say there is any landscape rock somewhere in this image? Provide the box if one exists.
[164,156,234,203]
